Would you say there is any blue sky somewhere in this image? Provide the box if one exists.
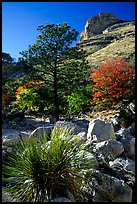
[2,2,135,61]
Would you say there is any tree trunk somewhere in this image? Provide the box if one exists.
[54,55,59,121]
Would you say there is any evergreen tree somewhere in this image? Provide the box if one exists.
[20,23,90,120]
[2,52,13,64]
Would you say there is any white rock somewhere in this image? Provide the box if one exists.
[87,119,115,142]
[93,139,124,160]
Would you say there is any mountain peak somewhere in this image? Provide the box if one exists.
[79,12,125,42]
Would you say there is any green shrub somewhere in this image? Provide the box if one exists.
[15,81,49,113]
[67,92,88,115]
[3,126,97,202]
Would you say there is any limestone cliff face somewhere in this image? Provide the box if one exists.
[77,12,135,68]
[79,12,124,42]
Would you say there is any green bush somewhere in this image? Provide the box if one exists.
[67,92,89,115]
[3,126,97,202]
[15,81,50,113]
[16,88,39,111]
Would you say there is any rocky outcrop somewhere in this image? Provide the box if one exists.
[102,21,135,34]
[79,12,124,42]
[90,170,132,202]
[77,12,135,68]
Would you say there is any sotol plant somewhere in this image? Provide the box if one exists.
[3,126,97,202]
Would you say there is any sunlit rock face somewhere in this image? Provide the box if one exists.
[79,12,124,42]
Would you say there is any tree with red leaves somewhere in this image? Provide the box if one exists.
[90,57,135,105]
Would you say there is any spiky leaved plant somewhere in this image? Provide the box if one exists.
[2,126,97,202]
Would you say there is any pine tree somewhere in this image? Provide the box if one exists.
[20,23,90,120]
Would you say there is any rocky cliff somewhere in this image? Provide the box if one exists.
[77,12,135,68]
[79,12,124,42]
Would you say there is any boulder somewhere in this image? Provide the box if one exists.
[120,136,135,160]
[87,119,115,142]
[71,119,90,131]
[93,139,124,161]
[109,157,135,176]
[2,128,23,146]
[115,128,131,140]
[29,125,54,139]
[91,170,132,202]
[111,113,121,131]
[54,121,86,135]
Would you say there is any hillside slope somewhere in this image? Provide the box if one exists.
[77,13,135,68]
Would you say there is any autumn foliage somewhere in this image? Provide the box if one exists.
[2,93,11,108]
[15,81,46,112]
[90,57,135,105]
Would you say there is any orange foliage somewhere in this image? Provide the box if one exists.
[90,57,135,103]
[16,81,45,95]
[27,81,43,86]
[16,81,46,104]
[2,93,10,107]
